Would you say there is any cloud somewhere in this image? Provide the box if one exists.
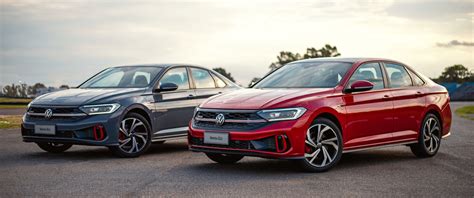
[385,0,473,20]
[436,40,474,47]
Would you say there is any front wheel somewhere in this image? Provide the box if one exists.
[205,153,244,164]
[298,118,343,172]
[109,113,152,158]
[410,114,441,158]
[36,142,72,153]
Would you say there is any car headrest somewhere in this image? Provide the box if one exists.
[360,71,375,80]
[391,72,402,81]
[134,75,149,86]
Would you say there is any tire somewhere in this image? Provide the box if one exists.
[36,142,72,153]
[109,112,152,158]
[410,114,442,158]
[205,153,244,164]
[298,118,343,172]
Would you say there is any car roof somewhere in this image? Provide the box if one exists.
[292,57,400,64]
[111,63,194,68]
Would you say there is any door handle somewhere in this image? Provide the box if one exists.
[416,91,423,95]
[187,94,196,99]
[383,95,390,99]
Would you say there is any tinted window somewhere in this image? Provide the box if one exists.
[211,73,227,88]
[385,63,412,88]
[254,62,352,88]
[348,63,384,90]
[159,67,190,90]
[191,68,216,88]
[407,69,425,86]
[80,67,161,88]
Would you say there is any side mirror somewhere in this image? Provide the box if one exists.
[345,80,374,93]
[156,83,178,92]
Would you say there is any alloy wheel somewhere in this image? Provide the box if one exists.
[423,117,440,153]
[305,124,339,167]
[118,118,148,153]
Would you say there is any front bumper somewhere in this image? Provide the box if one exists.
[188,118,309,159]
[21,108,124,146]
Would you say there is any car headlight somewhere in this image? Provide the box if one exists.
[257,107,306,121]
[79,103,121,115]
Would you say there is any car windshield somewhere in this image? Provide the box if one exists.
[253,61,353,88]
[80,66,162,88]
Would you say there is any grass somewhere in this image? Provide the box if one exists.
[0,115,22,129]
[455,105,474,121]
[0,97,32,103]
[0,104,27,109]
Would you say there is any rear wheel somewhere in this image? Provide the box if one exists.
[410,114,441,158]
[36,142,72,153]
[109,113,152,158]
[298,118,343,172]
[205,153,244,164]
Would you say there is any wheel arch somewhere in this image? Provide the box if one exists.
[310,108,344,137]
[123,104,153,130]
[424,106,443,133]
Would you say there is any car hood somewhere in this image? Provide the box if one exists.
[199,88,334,110]
[31,88,147,106]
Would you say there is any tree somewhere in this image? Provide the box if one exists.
[248,77,261,87]
[435,64,473,83]
[269,51,302,71]
[31,83,46,94]
[213,67,235,82]
[2,84,18,97]
[269,44,341,70]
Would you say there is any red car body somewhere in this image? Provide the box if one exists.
[188,58,451,161]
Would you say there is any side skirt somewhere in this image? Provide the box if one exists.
[343,140,418,153]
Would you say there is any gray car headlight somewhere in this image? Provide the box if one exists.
[257,107,307,121]
[79,103,121,115]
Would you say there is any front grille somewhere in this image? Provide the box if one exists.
[193,109,269,131]
[27,106,86,120]
[29,107,82,114]
[196,111,261,120]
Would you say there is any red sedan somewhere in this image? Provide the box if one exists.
[188,58,452,172]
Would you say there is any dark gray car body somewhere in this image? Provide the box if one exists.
[21,64,240,146]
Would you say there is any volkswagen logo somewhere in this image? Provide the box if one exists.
[44,109,53,119]
[215,113,225,126]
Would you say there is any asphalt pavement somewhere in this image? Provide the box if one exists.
[0,102,473,197]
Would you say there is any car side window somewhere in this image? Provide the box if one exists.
[407,69,425,86]
[348,63,385,90]
[191,68,216,88]
[211,73,227,88]
[385,63,413,88]
[159,67,190,90]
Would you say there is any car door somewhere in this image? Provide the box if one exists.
[189,67,223,105]
[383,62,426,141]
[151,66,197,137]
[343,62,395,148]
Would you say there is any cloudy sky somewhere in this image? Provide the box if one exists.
[0,0,473,87]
